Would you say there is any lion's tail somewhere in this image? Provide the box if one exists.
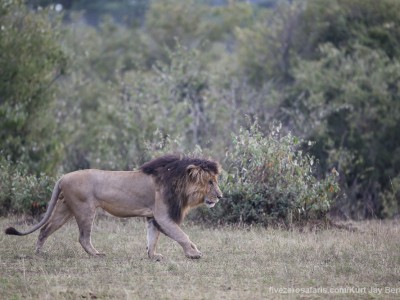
[5,178,62,236]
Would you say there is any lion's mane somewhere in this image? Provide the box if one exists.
[140,154,221,224]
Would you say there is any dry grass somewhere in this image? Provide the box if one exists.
[1,216,400,299]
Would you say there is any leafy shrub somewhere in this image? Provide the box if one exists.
[0,157,54,216]
[191,122,340,226]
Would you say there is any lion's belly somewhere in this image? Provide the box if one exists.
[96,188,156,218]
[101,204,154,218]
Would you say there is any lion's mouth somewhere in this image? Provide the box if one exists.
[205,199,217,208]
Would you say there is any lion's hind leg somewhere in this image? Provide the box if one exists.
[146,218,163,261]
[36,199,73,254]
[73,203,104,256]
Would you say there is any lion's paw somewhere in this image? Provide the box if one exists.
[185,249,202,259]
[152,253,164,262]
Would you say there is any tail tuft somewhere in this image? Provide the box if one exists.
[5,227,22,236]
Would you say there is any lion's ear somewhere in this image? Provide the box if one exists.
[186,165,201,180]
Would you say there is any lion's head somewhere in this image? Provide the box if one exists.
[140,154,222,223]
[185,164,222,208]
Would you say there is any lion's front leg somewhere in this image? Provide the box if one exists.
[156,218,202,259]
[153,216,202,259]
[146,217,163,261]
[154,191,202,259]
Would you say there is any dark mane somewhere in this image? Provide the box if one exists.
[140,154,220,177]
[140,154,221,223]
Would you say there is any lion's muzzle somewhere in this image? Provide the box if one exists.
[205,199,217,208]
[204,193,222,208]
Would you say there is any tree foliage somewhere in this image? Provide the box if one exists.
[0,0,66,173]
[296,0,400,59]
[1,0,400,220]
[284,44,400,218]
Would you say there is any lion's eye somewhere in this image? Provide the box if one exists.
[209,180,213,185]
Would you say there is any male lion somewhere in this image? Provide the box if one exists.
[5,155,222,260]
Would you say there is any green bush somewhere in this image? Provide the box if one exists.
[0,157,54,216]
[191,122,340,226]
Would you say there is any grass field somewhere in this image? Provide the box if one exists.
[1,216,400,299]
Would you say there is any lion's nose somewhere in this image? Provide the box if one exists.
[217,194,223,200]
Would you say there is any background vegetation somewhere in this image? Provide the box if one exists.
[1,0,399,222]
